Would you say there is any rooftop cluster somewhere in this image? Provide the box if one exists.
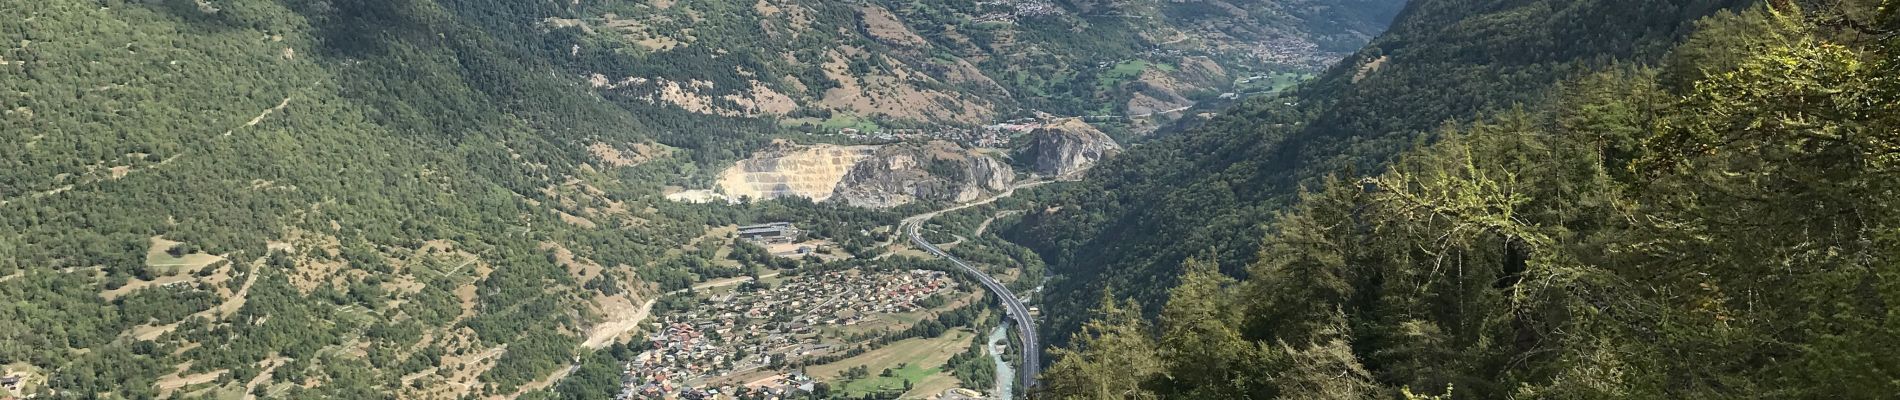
[618,269,958,398]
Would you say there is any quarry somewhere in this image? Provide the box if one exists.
[692,120,1119,209]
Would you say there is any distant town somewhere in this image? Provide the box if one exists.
[970,0,1064,24]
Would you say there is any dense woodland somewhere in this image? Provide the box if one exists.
[1006,0,1756,353]
[1023,1,1900,398]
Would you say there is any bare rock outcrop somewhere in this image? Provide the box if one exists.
[832,141,1015,208]
[1024,120,1121,177]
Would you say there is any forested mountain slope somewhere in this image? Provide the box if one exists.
[1018,0,1900,398]
[1,0,852,398]
[2,1,666,397]
[1005,0,1751,351]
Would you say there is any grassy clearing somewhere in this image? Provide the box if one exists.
[100,274,197,301]
[402,251,481,285]
[906,368,966,400]
[668,225,737,260]
[1096,60,1174,92]
[154,363,227,396]
[1237,71,1313,94]
[146,236,225,273]
[840,363,939,397]
[178,383,247,400]
[711,245,741,268]
[809,329,975,398]
[887,245,936,260]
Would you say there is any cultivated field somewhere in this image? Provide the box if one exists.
[807,329,976,398]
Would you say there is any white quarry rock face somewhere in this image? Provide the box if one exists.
[713,141,1014,208]
[717,144,880,202]
[1027,120,1122,177]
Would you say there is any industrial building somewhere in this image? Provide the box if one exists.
[737,222,801,244]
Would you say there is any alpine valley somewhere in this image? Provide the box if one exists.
[4,0,1897,399]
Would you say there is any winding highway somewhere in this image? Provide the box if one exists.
[901,181,1050,392]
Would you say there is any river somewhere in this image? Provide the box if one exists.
[988,323,1016,399]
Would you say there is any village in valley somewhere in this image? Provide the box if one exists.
[613,223,1001,400]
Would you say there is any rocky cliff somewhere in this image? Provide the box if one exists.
[1025,120,1122,177]
[832,141,1015,208]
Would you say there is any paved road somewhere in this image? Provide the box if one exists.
[906,223,1041,391]
[901,181,1049,392]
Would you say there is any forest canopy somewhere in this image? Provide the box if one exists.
[1035,2,1900,398]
